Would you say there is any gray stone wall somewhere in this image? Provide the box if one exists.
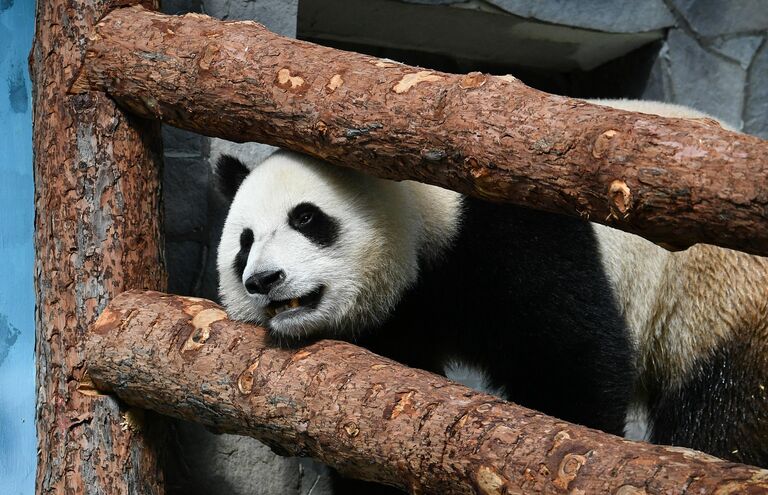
[644,1,767,137]
[159,1,766,493]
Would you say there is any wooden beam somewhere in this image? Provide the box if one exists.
[31,1,167,492]
[87,290,768,495]
[73,6,768,256]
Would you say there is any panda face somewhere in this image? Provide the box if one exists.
[216,151,424,341]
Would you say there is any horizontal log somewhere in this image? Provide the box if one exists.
[86,290,768,494]
[73,6,768,256]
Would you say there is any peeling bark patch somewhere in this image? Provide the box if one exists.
[290,349,312,363]
[181,308,226,352]
[183,304,205,317]
[237,358,261,395]
[554,453,588,490]
[460,72,487,90]
[372,59,398,68]
[276,68,305,91]
[663,445,723,463]
[388,390,416,419]
[326,74,344,92]
[0,313,20,367]
[593,129,619,159]
[393,71,444,94]
[192,308,227,329]
[475,465,506,495]
[93,307,121,335]
[608,180,632,220]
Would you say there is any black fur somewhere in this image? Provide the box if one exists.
[214,155,251,200]
[648,336,768,467]
[359,198,636,434]
[288,202,340,247]
[232,228,254,280]
[335,199,636,494]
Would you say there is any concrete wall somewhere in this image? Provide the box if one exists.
[159,1,766,493]
[0,0,36,493]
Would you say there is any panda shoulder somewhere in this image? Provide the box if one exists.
[403,181,463,262]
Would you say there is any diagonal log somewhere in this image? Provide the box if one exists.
[87,290,768,494]
[72,6,768,256]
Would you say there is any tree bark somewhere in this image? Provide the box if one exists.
[73,6,768,256]
[87,290,768,495]
[31,1,167,493]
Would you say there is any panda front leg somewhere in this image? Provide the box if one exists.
[646,336,768,468]
[476,337,636,438]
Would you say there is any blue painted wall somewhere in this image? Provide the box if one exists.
[0,0,36,493]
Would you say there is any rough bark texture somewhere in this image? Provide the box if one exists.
[31,1,167,493]
[74,6,768,256]
[87,291,768,495]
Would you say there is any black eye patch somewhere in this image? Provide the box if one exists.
[288,202,339,247]
[232,228,254,279]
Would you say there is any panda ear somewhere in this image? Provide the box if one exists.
[214,155,251,201]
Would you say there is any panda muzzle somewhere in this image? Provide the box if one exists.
[265,286,324,318]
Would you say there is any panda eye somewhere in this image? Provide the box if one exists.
[289,203,320,229]
[288,202,340,247]
[297,210,314,226]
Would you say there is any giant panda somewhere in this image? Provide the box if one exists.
[214,100,768,475]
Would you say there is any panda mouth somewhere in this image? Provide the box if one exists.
[265,286,324,318]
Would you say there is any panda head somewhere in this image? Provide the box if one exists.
[215,150,444,342]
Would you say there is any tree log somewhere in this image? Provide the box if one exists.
[73,6,768,256]
[31,1,167,493]
[87,290,768,494]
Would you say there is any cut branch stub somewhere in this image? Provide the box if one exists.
[74,6,768,256]
[87,290,768,495]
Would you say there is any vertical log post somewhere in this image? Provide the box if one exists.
[31,1,167,493]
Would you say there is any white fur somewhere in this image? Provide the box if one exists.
[217,151,462,339]
[623,402,651,441]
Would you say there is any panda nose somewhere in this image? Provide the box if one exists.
[244,270,285,295]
